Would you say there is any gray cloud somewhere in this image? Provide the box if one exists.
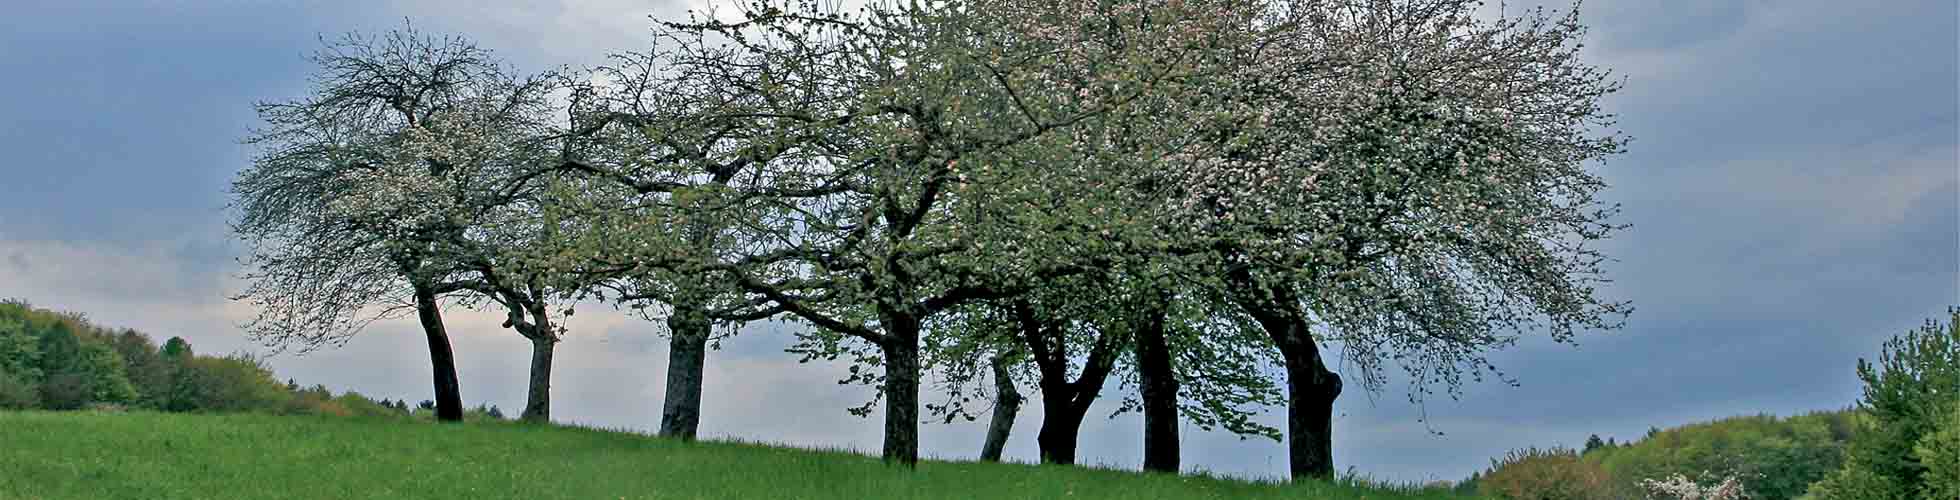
[1583,1,1749,51]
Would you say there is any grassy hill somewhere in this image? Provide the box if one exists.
[0,411,1469,499]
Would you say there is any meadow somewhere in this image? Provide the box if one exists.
[0,411,1468,500]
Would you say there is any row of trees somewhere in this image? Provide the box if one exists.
[230,0,1629,480]
[0,299,454,417]
[1465,308,1959,500]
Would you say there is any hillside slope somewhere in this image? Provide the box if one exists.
[0,412,1468,499]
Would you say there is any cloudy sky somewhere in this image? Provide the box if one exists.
[0,0,1953,484]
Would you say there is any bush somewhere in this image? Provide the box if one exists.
[1477,447,1615,500]
[1808,467,1908,500]
[171,354,291,413]
[332,392,402,418]
[0,369,37,409]
[38,372,94,410]
[1640,472,1753,500]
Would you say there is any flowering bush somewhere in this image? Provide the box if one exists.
[1638,472,1751,500]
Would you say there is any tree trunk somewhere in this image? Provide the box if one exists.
[659,302,711,440]
[664,212,722,440]
[1279,343,1340,481]
[980,352,1022,462]
[1240,297,1341,480]
[1134,296,1179,473]
[1229,270,1341,481]
[412,284,464,423]
[1012,298,1124,466]
[520,334,556,423]
[880,312,923,467]
[1036,394,1090,464]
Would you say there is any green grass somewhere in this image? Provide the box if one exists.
[0,411,1472,499]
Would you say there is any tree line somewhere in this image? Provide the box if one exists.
[1464,308,1960,500]
[0,300,502,419]
[229,0,1629,481]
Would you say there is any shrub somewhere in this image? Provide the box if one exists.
[1477,447,1615,500]
[0,369,37,409]
[39,372,95,410]
[1640,472,1753,500]
[171,354,291,413]
[332,392,402,418]
[1808,467,1907,500]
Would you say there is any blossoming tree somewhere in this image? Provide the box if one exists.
[1164,0,1632,479]
[233,27,582,423]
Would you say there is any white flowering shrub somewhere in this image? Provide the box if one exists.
[1639,472,1752,500]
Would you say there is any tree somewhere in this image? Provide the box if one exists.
[233,26,571,422]
[1131,289,1178,473]
[1917,402,1960,500]
[572,0,1243,467]
[161,337,193,361]
[916,256,1284,470]
[977,349,1023,462]
[1810,308,1959,500]
[33,322,137,409]
[0,306,39,409]
[0,302,42,403]
[109,329,169,409]
[542,40,823,440]
[1017,290,1128,465]
[1584,434,1606,454]
[1160,0,1628,480]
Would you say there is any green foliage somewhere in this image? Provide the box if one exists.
[0,300,417,421]
[0,369,37,409]
[21,316,138,410]
[0,411,1480,500]
[1807,467,1908,500]
[1913,403,1960,500]
[1590,411,1859,499]
[1477,447,1613,500]
[110,330,171,409]
[170,354,292,413]
[0,301,41,384]
[160,336,193,361]
[337,392,405,418]
[1810,308,1959,500]
[1583,435,1605,454]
